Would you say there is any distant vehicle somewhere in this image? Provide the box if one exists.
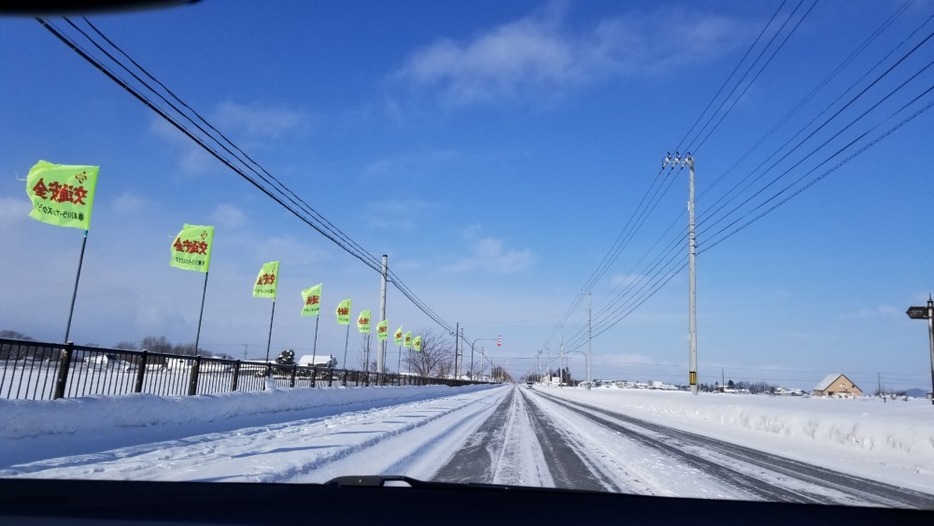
[298,355,337,368]
[526,381,533,388]
[86,353,130,369]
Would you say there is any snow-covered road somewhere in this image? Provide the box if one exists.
[3,384,933,509]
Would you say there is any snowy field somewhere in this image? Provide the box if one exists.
[1,383,932,504]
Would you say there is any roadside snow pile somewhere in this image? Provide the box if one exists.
[0,384,495,467]
[545,387,934,490]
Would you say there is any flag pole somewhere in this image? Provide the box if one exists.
[64,230,88,342]
[264,299,276,371]
[397,344,402,375]
[342,323,350,372]
[365,333,371,373]
[311,314,320,365]
[193,271,209,355]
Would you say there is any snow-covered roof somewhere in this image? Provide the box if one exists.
[814,373,843,392]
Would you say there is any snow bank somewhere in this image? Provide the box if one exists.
[545,387,934,492]
[0,384,495,467]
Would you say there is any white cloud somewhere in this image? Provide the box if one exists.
[366,199,435,230]
[394,5,747,107]
[212,100,307,143]
[112,192,147,213]
[149,100,307,175]
[363,149,462,178]
[148,119,217,176]
[210,203,247,229]
[0,196,30,221]
[445,235,534,274]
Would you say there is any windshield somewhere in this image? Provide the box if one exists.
[1,0,933,510]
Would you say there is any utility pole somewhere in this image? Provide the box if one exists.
[377,255,388,382]
[454,323,460,379]
[663,152,698,395]
[587,291,592,387]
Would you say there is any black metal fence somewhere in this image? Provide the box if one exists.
[0,337,487,401]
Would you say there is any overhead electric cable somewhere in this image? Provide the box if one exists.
[38,16,454,332]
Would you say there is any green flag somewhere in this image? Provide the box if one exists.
[356,310,371,334]
[253,261,279,299]
[26,160,99,230]
[413,335,422,352]
[394,326,404,346]
[403,331,413,349]
[300,283,322,317]
[376,320,389,341]
[336,298,352,325]
[169,224,214,272]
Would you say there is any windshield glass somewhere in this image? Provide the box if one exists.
[1,0,933,510]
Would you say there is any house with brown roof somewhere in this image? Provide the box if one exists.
[812,373,863,398]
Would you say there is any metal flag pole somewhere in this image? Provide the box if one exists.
[64,230,89,342]
[193,271,209,355]
[264,299,277,368]
[364,333,371,374]
[311,314,320,365]
[342,322,350,372]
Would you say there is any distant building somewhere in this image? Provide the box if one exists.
[812,373,863,397]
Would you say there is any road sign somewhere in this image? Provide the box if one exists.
[906,306,929,320]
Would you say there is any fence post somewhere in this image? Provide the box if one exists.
[52,341,74,400]
[134,351,148,393]
[290,364,297,388]
[187,356,201,396]
[231,361,240,392]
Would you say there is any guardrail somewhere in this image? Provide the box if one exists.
[0,338,486,401]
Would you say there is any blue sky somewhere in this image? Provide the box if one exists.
[2,1,933,391]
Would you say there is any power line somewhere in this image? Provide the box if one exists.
[554,4,934,353]
[38,16,454,332]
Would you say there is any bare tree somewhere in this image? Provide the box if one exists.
[357,335,376,372]
[465,355,490,380]
[403,329,454,378]
[141,335,173,354]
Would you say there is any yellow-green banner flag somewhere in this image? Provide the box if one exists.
[336,298,352,325]
[403,331,413,349]
[169,224,214,272]
[413,335,422,352]
[376,320,389,341]
[357,310,371,334]
[253,261,279,299]
[394,326,404,346]
[301,283,322,317]
[26,160,99,230]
